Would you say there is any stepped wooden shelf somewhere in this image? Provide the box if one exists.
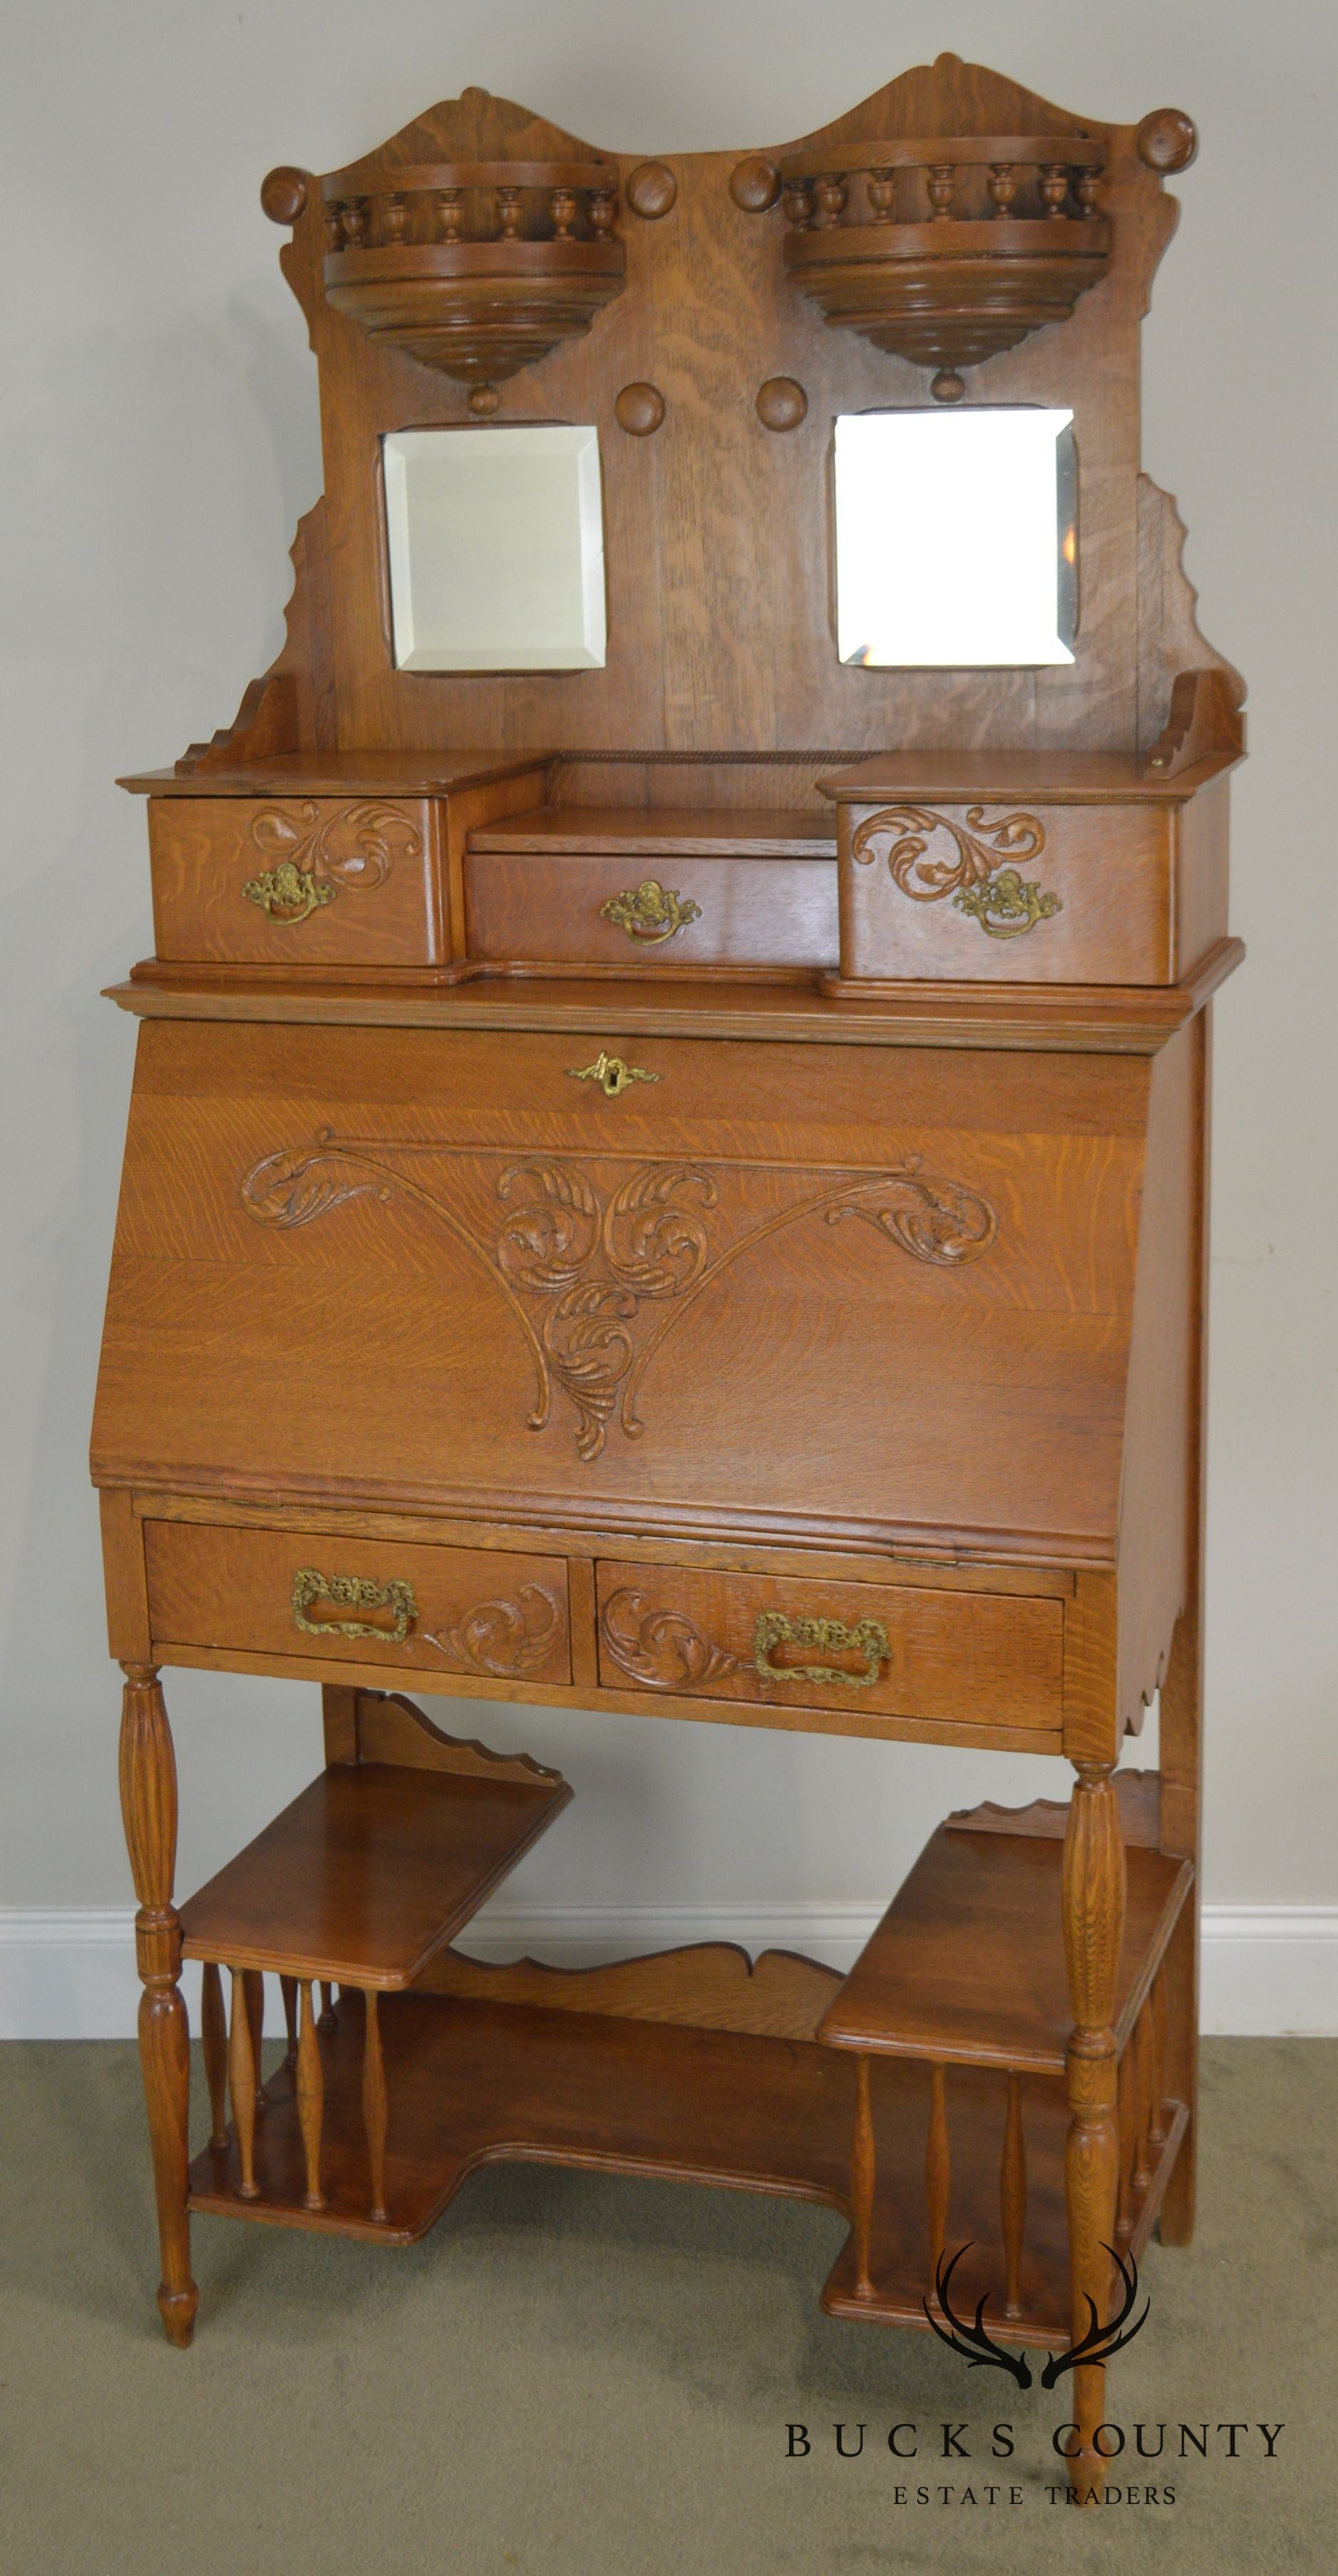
[820,1823,1193,2070]
[180,1753,571,1989]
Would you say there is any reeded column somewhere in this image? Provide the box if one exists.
[1062,1762,1127,2503]
[118,1663,198,2345]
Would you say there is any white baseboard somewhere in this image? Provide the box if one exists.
[0,1903,1334,2041]
[0,1896,1327,2030]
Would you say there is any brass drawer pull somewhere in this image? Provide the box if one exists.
[567,1051,661,1099]
[292,1569,418,1643]
[953,866,1062,939]
[753,1611,889,1688]
[242,861,334,924]
[600,878,703,943]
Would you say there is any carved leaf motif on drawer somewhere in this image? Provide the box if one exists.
[242,801,425,921]
[423,1582,566,1677]
[241,1137,997,1461]
[851,804,1062,940]
[599,1586,741,1689]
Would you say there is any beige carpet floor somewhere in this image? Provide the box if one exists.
[0,2036,1332,2575]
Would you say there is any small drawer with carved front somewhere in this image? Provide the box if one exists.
[143,1520,571,1684]
[148,796,445,965]
[830,791,1228,986]
[595,1562,1064,1736]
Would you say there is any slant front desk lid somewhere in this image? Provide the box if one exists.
[92,1015,1187,1570]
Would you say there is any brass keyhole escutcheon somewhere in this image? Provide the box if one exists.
[567,1052,662,1099]
[599,879,702,943]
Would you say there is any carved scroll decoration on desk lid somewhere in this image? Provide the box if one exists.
[242,1141,997,1462]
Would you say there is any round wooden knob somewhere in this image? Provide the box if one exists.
[468,384,501,419]
[260,166,309,225]
[931,369,966,404]
[626,161,677,220]
[1136,108,1198,173]
[730,156,782,213]
[615,382,666,437]
[755,377,808,432]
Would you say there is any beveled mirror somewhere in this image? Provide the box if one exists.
[833,407,1076,668]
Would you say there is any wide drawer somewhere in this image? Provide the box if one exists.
[595,1562,1064,1731]
[465,849,839,970]
[144,1521,572,1683]
[148,795,445,965]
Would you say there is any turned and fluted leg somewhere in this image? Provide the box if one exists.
[118,1663,198,2345]
[1000,2071,1026,2319]
[850,2056,875,2298]
[1062,1762,1127,2504]
[200,1959,230,2152]
[297,1979,325,2212]
[362,1989,388,2225]
[228,1966,259,2199]
[926,2063,950,2281]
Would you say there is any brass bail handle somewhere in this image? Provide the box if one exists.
[599,879,703,943]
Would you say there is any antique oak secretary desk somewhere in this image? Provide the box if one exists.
[92,56,1243,2504]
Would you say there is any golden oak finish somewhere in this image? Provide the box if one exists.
[118,1665,197,2341]
[94,50,1241,2513]
[595,1562,1064,1733]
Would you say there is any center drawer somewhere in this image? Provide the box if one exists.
[144,1521,572,1685]
[595,1561,1064,1733]
[464,850,839,970]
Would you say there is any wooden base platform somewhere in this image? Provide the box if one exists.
[186,1984,1185,2349]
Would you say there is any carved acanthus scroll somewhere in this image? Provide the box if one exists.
[242,1139,998,1460]
[242,802,423,923]
[851,804,1062,940]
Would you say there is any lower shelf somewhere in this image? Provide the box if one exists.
[187,1989,1185,2346]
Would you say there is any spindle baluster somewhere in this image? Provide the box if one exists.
[1075,167,1103,219]
[781,181,814,230]
[588,188,617,239]
[926,2063,950,2279]
[200,1959,229,2151]
[1039,162,1069,216]
[497,186,523,240]
[550,187,577,239]
[324,201,345,252]
[1000,2071,1026,2317]
[850,2056,876,2297]
[927,165,957,220]
[245,1968,266,2111]
[1115,2043,1136,2240]
[1148,1968,1168,2147]
[228,1966,259,2199]
[812,175,848,228]
[363,1989,389,2225]
[297,1980,325,2212]
[1131,2002,1153,2193]
[867,168,897,222]
[383,192,408,245]
[435,188,463,243]
[988,162,1017,217]
[280,1974,299,2070]
[343,197,368,247]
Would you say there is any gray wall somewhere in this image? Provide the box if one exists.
[3,0,1334,1982]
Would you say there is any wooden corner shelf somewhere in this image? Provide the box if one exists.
[819,1823,1192,2072]
[180,1748,571,1988]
